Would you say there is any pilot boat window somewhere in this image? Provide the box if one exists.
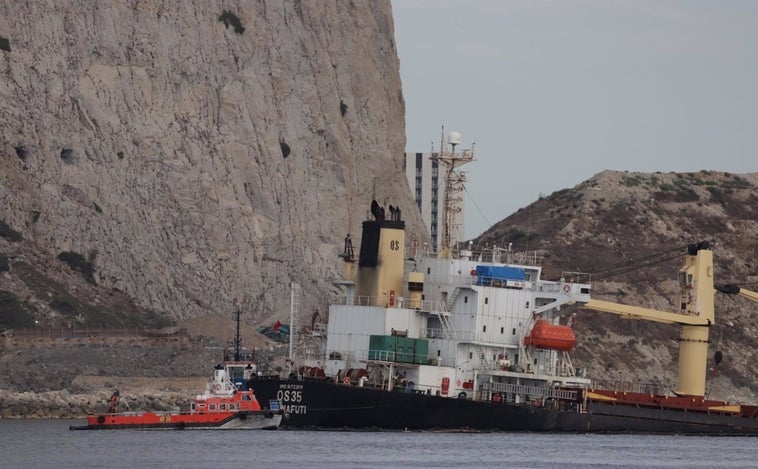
[220,404,227,410]
[191,403,196,411]
[209,404,216,411]
[229,404,236,410]
[242,395,252,401]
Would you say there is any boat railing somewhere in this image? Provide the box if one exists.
[482,382,579,402]
[331,295,419,308]
[560,271,592,285]
[425,327,445,340]
[424,327,478,342]
[359,348,435,366]
[590,379,666,395]
[453,247,545,266]
[423,274,479,288]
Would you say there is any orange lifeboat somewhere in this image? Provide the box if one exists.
[524,319,576,351]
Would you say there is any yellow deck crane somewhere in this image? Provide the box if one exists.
[580,242,714,398]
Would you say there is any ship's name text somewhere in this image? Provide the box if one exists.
[277,386,306,414]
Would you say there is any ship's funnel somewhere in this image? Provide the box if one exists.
[355,212,405,307]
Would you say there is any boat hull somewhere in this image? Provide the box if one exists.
[69,410,282,430]
[250,377,758,435]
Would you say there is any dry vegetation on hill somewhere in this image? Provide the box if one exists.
[475,170,758,402]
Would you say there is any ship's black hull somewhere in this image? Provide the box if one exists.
[251,377,758,435]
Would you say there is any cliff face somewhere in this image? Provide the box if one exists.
[0,0,425,325]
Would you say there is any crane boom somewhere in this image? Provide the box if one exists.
[716,284,758,303]
[580,242,715,398]
[583,299,710,325]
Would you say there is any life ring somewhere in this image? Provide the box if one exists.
[470,269,477,276]
[342,377,351,385]
[562,284,570,293]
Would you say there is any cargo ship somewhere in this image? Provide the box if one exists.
[250,216,758,433]
[251,137,757,434]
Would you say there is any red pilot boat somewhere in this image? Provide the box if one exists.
[71,337,283,430]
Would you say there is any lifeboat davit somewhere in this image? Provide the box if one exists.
[524,319,576,351]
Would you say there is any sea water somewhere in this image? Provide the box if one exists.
[0,419,754,468]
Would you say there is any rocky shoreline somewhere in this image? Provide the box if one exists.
[0,388,192,419]
[0,343,289,419]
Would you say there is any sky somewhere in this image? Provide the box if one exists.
[391,0,758,239]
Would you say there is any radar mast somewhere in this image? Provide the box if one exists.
[430,126,474,259]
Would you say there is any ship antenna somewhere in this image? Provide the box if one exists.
[430,126,474,259]
[233,310,242,361]
[289,282,301,373]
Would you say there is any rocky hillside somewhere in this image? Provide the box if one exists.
[476,170,758,401]
[1,3,756,411]
[0,0,426,331]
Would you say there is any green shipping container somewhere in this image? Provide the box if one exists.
[368,335,396,361]
[395,336,415,363]
[413,338,429,364]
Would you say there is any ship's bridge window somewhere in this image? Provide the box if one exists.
[242,395,252,401]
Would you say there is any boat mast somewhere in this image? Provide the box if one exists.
[431,126,474,259]
[289,282,300,371]
[233,310,242,361]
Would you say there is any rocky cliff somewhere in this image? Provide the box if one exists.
[0,0,426,329]
[1,3,756,412]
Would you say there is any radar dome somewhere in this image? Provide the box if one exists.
[448,131,461,145]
